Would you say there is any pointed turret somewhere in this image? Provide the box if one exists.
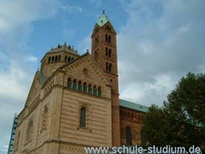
[96,11,109,27]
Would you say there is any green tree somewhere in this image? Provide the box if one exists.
[141,73,205,152]
[141,105,169,146]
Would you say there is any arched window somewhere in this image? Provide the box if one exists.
[52,56,54,63]
[109,49,112,57]
[48,57,51,63]
[68,56,71,62]
[126,126,132,145]
[105,34,108,42]
[80,107,86,128]
[109,63,112,72]
[67,78,72,88]
[78,81,82,91]
[106,62,109,71]
[93,85,97,96]
[98,87,102,97]
[88,84,92,94]
[65,56,67,62]
[83,82,87,93]
[73,79,77,90]
[108,35,111,43]
[55,56,58,62]
[58,55,61,61]
[105,47,108,56]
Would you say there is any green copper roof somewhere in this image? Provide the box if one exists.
[96,12,109,27]
[120,99,149,113]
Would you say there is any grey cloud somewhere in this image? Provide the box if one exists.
[0,0,63,153]
[118,0,205,106]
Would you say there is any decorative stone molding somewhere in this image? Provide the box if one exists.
[120,109,144,123]
[44,79,54,96]
[63,56,109,85]
[24,118,34,145]
[28,95,40,113]
[40,105,48,133]
[60,144,84,153]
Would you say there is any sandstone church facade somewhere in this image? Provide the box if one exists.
[11,12,148,154]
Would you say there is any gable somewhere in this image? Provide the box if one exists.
[102,21,116,34]
[60,53,111,87]
[92,21,116,37]
[25,72,42,107]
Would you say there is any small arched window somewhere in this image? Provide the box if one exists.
[55,56,58,62]
[68,56,71,62]
[83,82,87,93]
[98,87,102,97]
[52,56,54,63]
[93,85,97,96]
[88,84,92,94]
[78,81,82,91]
[105,47,108,56]
[73,79,77,90]
[109,49,112,57]
[126,126,132,145]
[109,63,112,72]
[48,57,51,63]
[106,62,109,71]
[58,55,61,61]
[65,56,67,62]
[105,34,108,42]
[108,35,111,43]
[80,107,86,128]
[67,78,72,88]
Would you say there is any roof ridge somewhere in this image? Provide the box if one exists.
[119,99,149,113]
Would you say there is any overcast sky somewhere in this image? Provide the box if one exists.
[0,0,205,153]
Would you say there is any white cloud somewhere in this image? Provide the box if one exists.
[61,4,82,13]
[118,0,205,106]
[26,55,38,62]
[77,34,91,55]
[0,0,62,153]
[0,0,59,34]
[0,59,36,154]
[62,29,76,41]
[89,0,102,7]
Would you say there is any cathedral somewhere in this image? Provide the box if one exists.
[10,12,148,154]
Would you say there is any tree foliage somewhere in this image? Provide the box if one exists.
[141,73,205,152]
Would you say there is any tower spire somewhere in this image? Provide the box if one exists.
[96,11,109,27]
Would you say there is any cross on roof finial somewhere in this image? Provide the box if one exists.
[103,10,105,14]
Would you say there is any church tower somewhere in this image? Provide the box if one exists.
[91,11,121,146]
